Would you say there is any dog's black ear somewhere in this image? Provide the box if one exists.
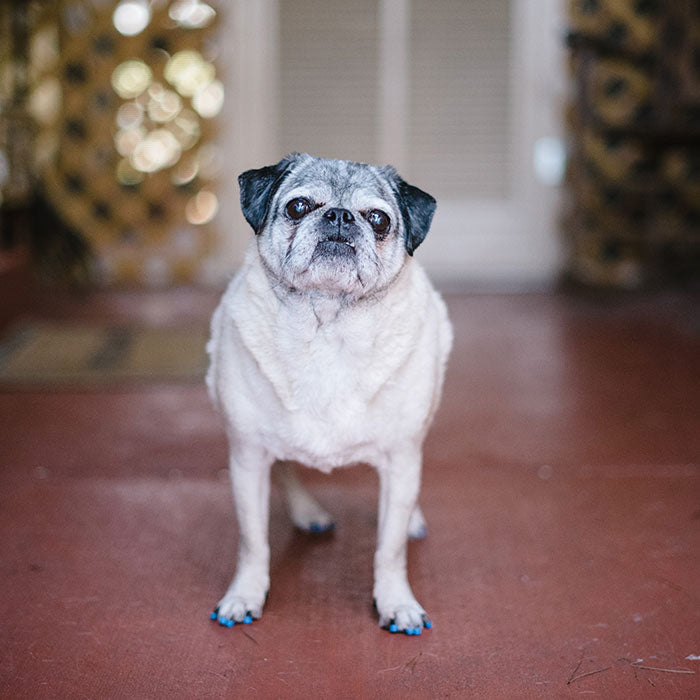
[238,154,298,233]
[391,175,437,256]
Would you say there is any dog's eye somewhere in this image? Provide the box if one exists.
[285,197,313,221]
[365,209,390,235]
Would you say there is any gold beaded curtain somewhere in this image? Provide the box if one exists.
[29,0,222,286]
[565,0,700,288]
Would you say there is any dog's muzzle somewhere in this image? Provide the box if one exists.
[315,207,359,257]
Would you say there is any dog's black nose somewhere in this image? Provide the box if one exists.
[323,208,355,226]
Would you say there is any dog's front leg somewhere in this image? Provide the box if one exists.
[213,445,271,626]
[374,448,431,635]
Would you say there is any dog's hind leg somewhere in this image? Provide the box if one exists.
[407,504,427,539]
[277,462,336,533]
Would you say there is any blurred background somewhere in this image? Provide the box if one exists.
[2,0,696,297]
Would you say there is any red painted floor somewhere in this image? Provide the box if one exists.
[1,289,699,697]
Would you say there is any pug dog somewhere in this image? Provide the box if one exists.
[206,153,452,635]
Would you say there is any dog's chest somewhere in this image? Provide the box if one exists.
[277,318,388,418]
[252,309,411,467]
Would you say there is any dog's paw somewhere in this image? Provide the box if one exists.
[289,498,336,534]
[374,582,432,636]
[378,601,432,636]
[407,505,427,540]
[210,597,263,627]
[301,519,336,534]
[210,581,267,627]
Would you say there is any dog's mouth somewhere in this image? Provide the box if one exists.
[313,233,357,259]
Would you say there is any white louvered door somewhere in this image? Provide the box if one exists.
[278,0,379,165]
[218,0,566,285]
[408,0,512,200]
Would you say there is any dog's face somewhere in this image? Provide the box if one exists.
[238,153,436,297]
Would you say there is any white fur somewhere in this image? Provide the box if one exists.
[207,240,451,630]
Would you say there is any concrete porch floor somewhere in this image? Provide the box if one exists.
[1,289,698,697]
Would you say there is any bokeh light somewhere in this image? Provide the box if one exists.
[192,78,223,118]
[116,101,144,129]
[115,126,146,157]
[30,26,59,74]
[146,83,182,123]
[165,109,200,150]
[29,78,61,125]
[533,136,566,186]
[113,0,152,37]
[26,0,224,286]
[171,156,199,185]
[164,50,215,98]
[185,190,218,224]
[169,0,216,29]
[131,128,182,172]
[112,59,152,99]
[116,158,145,186]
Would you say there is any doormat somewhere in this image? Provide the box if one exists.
[0,323,209,387]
